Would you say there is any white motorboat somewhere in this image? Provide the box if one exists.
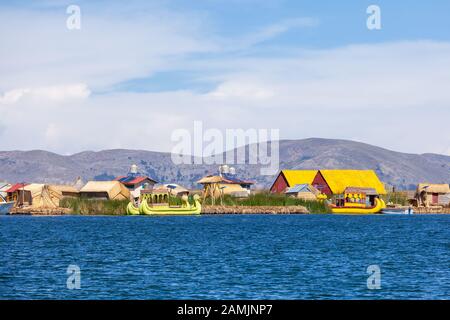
[0,194,14,215]
[381,207,414,215]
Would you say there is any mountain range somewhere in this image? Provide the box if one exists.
[1,138,449,190]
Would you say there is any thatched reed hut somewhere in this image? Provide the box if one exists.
[5,183,79,208]
[416,183,450,206]
[80,181,130,200]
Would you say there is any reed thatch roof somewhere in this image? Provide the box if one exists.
[49,185,79,194]
[197,175,226,184]
[80,181,130,200]
[164,184,189,195]
[21,184,78,209]
[417,183,450,194]
[198,175,254,185]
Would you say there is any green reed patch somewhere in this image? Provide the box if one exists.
[205,192,330,213]
[60,198,129,215]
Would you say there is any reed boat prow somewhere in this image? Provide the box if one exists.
[126,201,141,215]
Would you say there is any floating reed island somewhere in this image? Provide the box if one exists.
[11,207,71,215]
[202,205,308,215]
[2,165,449,216]
[56,193,322,215]
[199,192,329,214]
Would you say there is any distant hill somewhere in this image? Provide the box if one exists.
[1,138,449,190]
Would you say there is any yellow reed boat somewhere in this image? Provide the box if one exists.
[330,197,385,214]
[329,187,386,214]
[127,188,201,215]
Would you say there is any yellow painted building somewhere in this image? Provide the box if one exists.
[314,170,387,195]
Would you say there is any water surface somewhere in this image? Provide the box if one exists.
[1,214,449,299]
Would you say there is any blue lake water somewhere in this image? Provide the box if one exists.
[0,214,449,299]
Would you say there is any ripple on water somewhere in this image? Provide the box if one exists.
[0,214,449,299]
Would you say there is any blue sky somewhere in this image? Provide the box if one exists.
[85,0,450,93]
[0,0,450,155]
[170,0,450,43]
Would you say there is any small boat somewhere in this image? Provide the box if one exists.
[381,207,414,215]
[331,197,385,214]
[0,194,14,215]
[329,187,386,214]
[127,188,201,215]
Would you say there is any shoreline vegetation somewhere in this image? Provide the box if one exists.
[382,191,408,206]
[60,198,129,215]
[41,192,330,215]
[212,193,330,213]
[8,192,450,215]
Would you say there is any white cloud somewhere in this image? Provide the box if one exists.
[0,5,215,91]
[0,3,449,157]
[2,39,450,156]
[445,148,450,156]
[207,81,275,100]
[0,84,90,104]
[198,41,450,111]
[227,17,319,49]
[2,41,450,156]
